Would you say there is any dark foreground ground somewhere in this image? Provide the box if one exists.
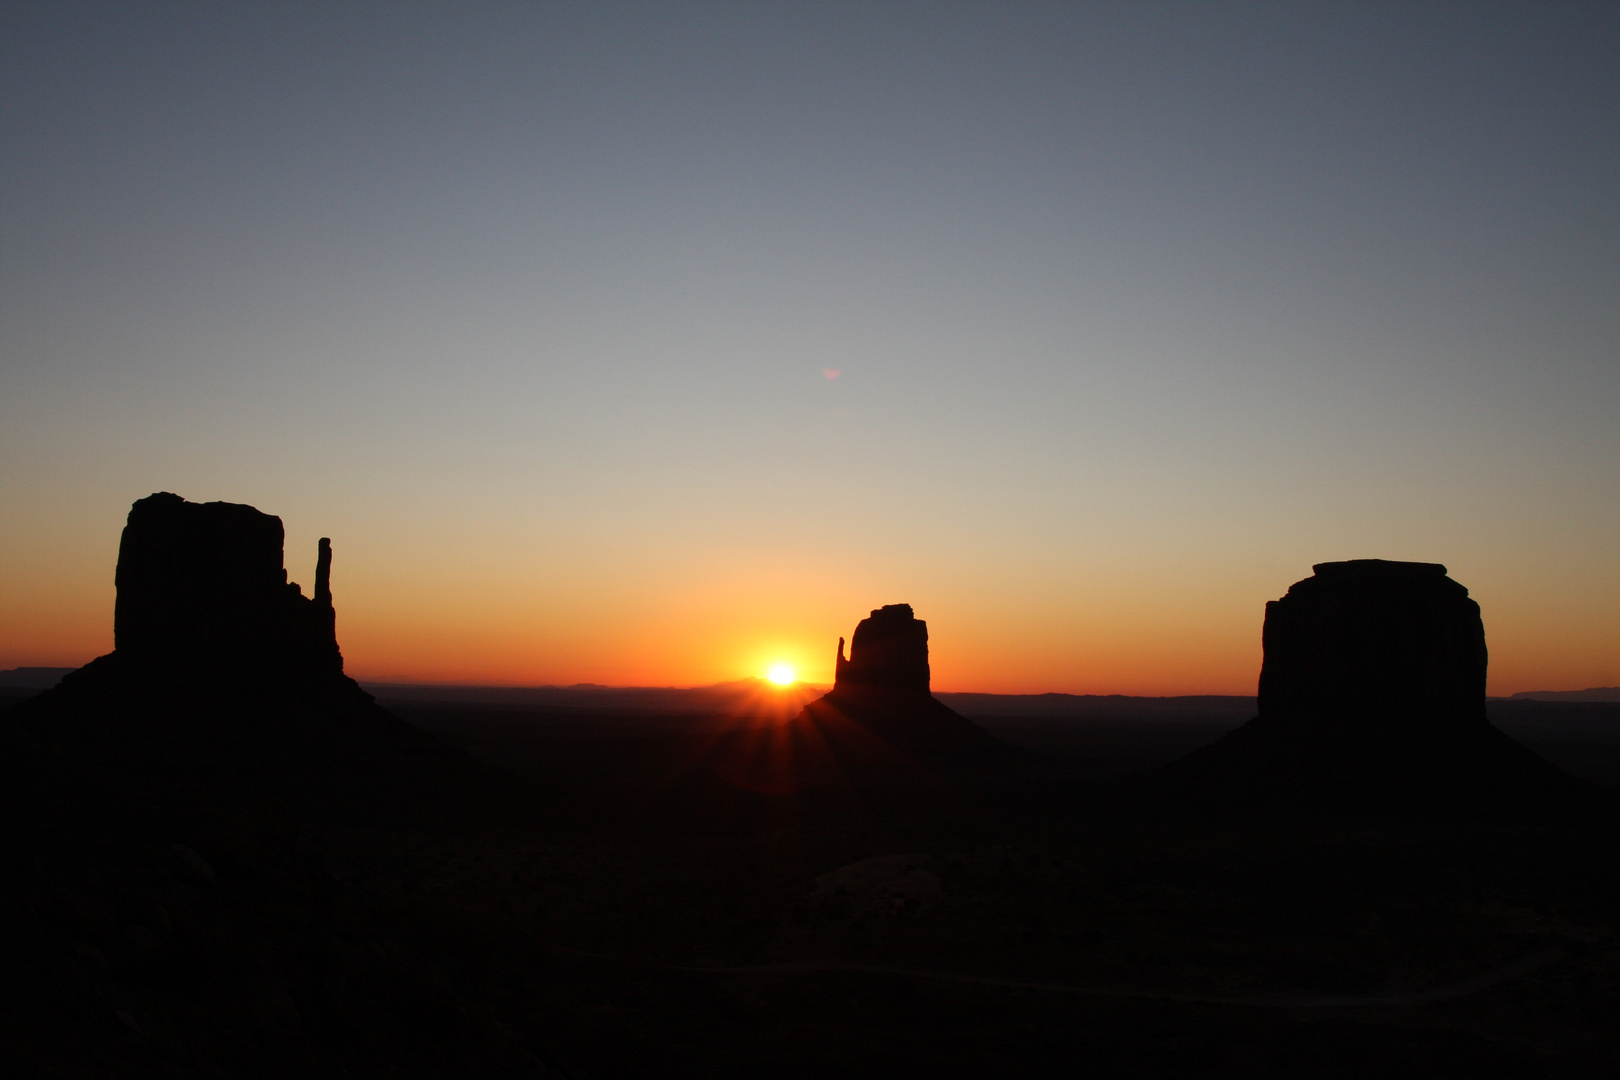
[4,685,1620,1078]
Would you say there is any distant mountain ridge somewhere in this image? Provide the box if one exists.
[1510,687,1620,703]
[358,679,1258,721]
[0,667,76,689]
[3,671,1261,718]
[13,668,1620,712]
[937,691,1255,720]
[362,677,827,713]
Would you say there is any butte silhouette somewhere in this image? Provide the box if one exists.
[0,496,523,1074]
[8,492,416,749]
[1180,559,1575,805]
[785,604,1022,780]
[69,491,366,699]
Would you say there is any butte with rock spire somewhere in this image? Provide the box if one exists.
[786,603,1023,780]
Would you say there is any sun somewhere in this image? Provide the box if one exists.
[766,663,796,686]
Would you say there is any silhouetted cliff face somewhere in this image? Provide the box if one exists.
[1181,560,1572,805]
[0,500,495,1076]
[834,604,931,693]
[1258,560,1487,734]
[112,493,344,686]
[785,604,1022,782]
[45,492,365,703]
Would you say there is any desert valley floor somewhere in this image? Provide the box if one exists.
[6,678,1618,1079]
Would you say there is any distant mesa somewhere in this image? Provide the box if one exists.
[835,603,931,693]
[788,603,1021,780]
[34,492,371,706]
[1182,559,1573,802]
[1258,560,1486,736]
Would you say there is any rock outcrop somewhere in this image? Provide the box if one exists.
[0,498,505,1077]
[789,603,1020,782]
[1181,560,1572,805]
[48,492,369,704]
[1258,560,1488,735]
[111,492,347,692]
[834,603,931,693]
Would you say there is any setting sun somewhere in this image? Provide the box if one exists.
[766,663,796,686]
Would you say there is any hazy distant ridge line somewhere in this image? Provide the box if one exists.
[1510,688,1620,703]
[10,669,1618,710]
[358,679,1260,719]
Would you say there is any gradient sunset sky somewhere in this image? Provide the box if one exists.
[2,2,1615,695]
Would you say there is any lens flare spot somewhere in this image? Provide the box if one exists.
[822,368,841,380]
[767,663,796,686]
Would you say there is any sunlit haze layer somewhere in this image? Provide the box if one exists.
[2,3,1616,695]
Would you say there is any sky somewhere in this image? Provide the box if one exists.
[1,1,1616,695]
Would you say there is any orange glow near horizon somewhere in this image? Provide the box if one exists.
[767,663,796,686]
[2,10,1617,709]
[1,517,1614,698]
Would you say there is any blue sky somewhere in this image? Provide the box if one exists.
[3,2,1616,692]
